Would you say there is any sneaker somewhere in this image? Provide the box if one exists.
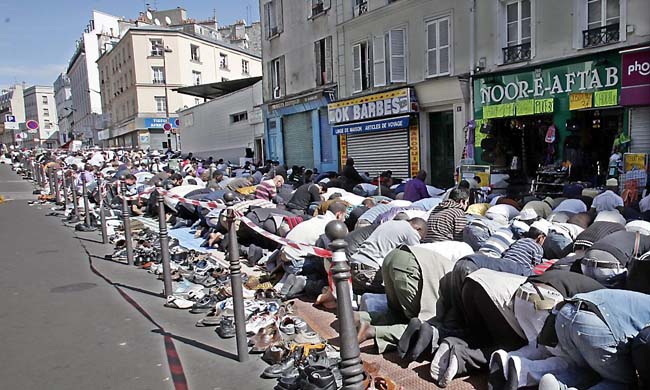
[216,316,236,338]
[488,349,508,390]
[538,374,572,390]
[246,314,274,335]
[438,347,458,388]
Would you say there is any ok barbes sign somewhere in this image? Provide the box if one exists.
[480,67,619,105]
[328,88,415,125]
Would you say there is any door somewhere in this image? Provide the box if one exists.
[429,111,455,188]
[283,112,314,168]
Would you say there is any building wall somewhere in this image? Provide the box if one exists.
[53,73,73,144]
[0,84,26,145]
[179,81,264,161]
[23,86,59,147]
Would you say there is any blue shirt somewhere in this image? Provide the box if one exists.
[570,289,650,344]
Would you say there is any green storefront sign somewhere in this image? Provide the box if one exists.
[473,52,622,161]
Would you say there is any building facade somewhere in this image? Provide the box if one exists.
[472,0,650,186]
[97,24,262,149]
[53,73,73,145]
[67,10,122,146]
[332,0,473,187]
[260,0,340,173]
[0,84,26,147]
[177,80,264,162]
[22,86,59,149]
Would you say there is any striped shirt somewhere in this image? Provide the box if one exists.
[424,200,467,242]
[255,179,277,201]
[574,221,625,249]
[480,227,516,257]
[501,238,544,272]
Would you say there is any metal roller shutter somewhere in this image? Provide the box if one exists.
[346,129,410,179]
[630,107,650,153]
[283,112,314,168]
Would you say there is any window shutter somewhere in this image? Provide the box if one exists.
[315,41,322,84]
[325,36,333,84]
[264,3,271,37]
[352,44,362,93]
[373,35,386,87]
[439,18,450,75]
[279,56,286,95]
[276,0,284,33]
[389,28,406,83]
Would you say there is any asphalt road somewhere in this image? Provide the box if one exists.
[0,163,270,390]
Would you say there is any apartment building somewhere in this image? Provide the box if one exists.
[0,84,26,146]
[332,0,473,186]
[472,0,650,182]
[67,10,122,146]
[97,24,262,149]
[53,73,73,145]
[260,0,340,173]
[23,86,59,149]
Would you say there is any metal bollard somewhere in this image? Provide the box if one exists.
[71,171,80,220]
[120,179,135,265]
[325,221,365,390]
[54,169,62,205]
[62,170,70,211]
[34,162,40,185]
[224,191,249,362]
[208,163,216,188]
[156,183,173,297]
[98,176,108,244]
[48,168,55,196]
[81,173,92,227]
[40,165,46,188]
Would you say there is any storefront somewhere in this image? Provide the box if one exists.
[107,116,179,150]
[264,90,338,173]
[473,52,623,184]
[621,47,650,153]
[328,88,420,179]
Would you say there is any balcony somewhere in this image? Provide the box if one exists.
[502,42,531,64]
[583,23,619,48]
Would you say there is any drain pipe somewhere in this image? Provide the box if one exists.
[469,0,476,121]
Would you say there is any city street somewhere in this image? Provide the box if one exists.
[0,164,269,390]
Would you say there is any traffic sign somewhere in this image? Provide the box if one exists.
[5,114,16,122]
[4,114,19,130]
[26,120,39,130]
[163,122,172,132]
[174,118,180,127]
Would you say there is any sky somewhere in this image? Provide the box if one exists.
[0,0,259,91]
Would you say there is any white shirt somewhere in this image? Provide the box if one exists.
[414,241,474,263]
[640,194,650,213]
[553,199,587,214]
[486,204,520,225]
[591,190,624,212]
[626,220,650,236]
[283,212,336,260]
[594,210,626,225]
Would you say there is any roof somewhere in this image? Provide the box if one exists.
[173,77,262,99]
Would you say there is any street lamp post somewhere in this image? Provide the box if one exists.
[161,44,175,151]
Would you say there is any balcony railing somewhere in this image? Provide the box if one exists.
[354,2,368,17]
[583,23,619,48]
[502,42,531,64]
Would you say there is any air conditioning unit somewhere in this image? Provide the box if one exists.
[273,87,281,99]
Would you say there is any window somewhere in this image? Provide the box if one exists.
[219,53,228,69]
[150,39,163,56]
[152,66,165,84]
[192,71,202,86]
[155,96,167,113]
[587,0,620,30]
[194,98,201,106]
[190,44,200,62]
[231,112,248,123]
[426,17,450,77]
[43,108,50,117]
[270,56,285,99]
[506,0,531,47]
[354,0,368,17]
[583,0,620,47]
[314,36,333,86]
[352,42,369,93]
[42,96,48,104]
[242,59,250,75]
[44,120,51,129]
[311,0,330,17]
[264,0,284,38]
[389,28,406,83]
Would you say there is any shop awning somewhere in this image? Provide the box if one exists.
[173,77,262,99]
[332,115,410,136]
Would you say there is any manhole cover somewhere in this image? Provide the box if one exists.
[51,283,98,293]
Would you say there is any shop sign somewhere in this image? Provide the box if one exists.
[409,124,420,176]
[332,116,409,135]
[569,93,593,110]
[328,88,415,125]
[474,55,621,116]
[268,91,324,112]
[339,135,347,168]
[138,132,150,144]
[624,153,647,172]
[459,165,491,186]
[621,48,650,106]
[594,89,618,107]
[144,117,178,129]
[482,98,553,118]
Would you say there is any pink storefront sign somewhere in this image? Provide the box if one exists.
[621,48,650,106]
